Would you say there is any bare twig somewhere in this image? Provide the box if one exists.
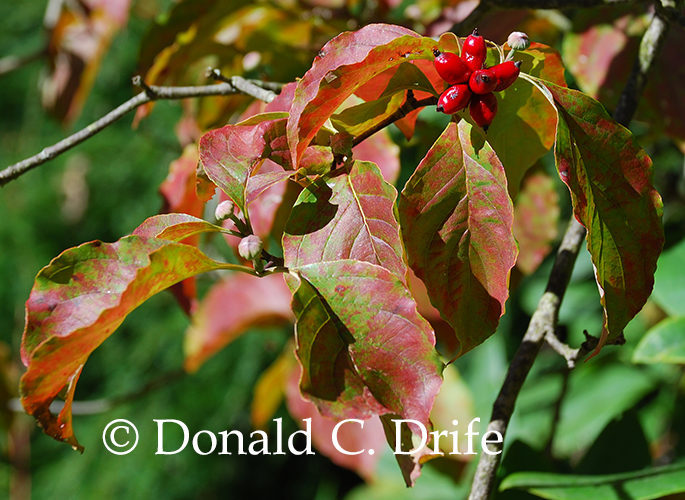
[0,77,282,187]
[206,68,278,103]
[467,3,673,498]
[0,48,46,77]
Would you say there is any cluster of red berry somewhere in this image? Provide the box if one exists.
[433,29,521,131]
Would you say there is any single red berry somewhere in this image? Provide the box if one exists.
[470,92,498,131]
[433,48,472,84]
[461,28,487,72]
[491,60,522,92]
[469,69,497,94]
[437,84,472,114]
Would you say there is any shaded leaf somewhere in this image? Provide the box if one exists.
[184,273,293,373]
[633,317,685,365]
[288,24,435,166]
[283,160,407,282]
[290,259,443,485]
[513,170,560,275]
[352,129,401,185]
[399,120,517,358]
[651,237,685,317]
[500,462,685,500]
[20,235,251,449]
[251,342,297,430]
[542,81,664,351]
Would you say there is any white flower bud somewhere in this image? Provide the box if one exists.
[507,31,530,51]
[238,235,263,261]
[215,200,235,221]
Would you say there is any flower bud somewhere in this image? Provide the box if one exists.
[507,31,530,51]
[215,200,235,221]
[238,235,263,260]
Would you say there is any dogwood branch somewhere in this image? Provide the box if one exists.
[0,76,282,187]
[467,4,672,499]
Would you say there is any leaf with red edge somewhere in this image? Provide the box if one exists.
[20,235,253,450]
[283,160,407,282]
[513,170,560,275]
[134,213,228,241]
[399,120,517,359]
[290,260,443,486]
[288,24,435,166]
[199,115,289,214]
[541,81,664,353]
[184,272,293,372]
[284,361,387,482]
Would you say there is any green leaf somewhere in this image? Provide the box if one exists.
[542,81,664,352]
[290,259,443,486]
[20,234,252,450]
[288,24,435,166]
[500,462,685,500]
[652,237,685,316]
[399,120,517,358]
[633,316,685,364]
[283,160,407,282]
[331,93,405,136]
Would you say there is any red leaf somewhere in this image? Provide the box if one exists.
[184,272,293,372]
[352,129,400,185]
[283,160,407,282]
[20,230,252,449]
[199,114,289,214]
[513,170,560,275]
[542,82,664,353]
[287,24,434,166]
[285,364,386,482]
[399,120,517,359]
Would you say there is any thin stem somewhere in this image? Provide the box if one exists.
[467,4,673,498]
[0,77,282,187]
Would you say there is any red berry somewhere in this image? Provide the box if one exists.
[437,84,472,114]
[470,92,498,131]
[469,69,497,94]
[461,28,487,72]
[433,49,471,84]
[491,60,522,92]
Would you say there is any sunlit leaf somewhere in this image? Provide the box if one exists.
[283,160,407,282]
[542,81,664,352]
[288,24,435,166]
[399,120,517,358]
[500,462,685,500]
[185,272,293,373]
[133,213,227,241]
[20,234,252,450]
[199,115,289,214]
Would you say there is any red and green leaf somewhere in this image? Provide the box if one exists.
[283,160,407,282]
[290,260,443,486]
[287,24,435,166]
[542,81,664,351]
[399,120,517,359]
[20,219,253,449]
